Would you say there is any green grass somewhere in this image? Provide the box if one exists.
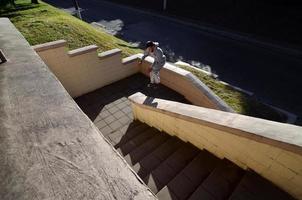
[179,65,286,122]
[0,0,142,57]
[0,0,287,122]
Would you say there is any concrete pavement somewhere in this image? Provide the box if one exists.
[44,0,302,119]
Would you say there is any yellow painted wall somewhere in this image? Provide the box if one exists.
[34,42,140,97]
[140,60,222,110]
[130,100,302,199]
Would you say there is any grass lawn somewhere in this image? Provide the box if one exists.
[0,0,287,122]
[178,65,287,122]
[0,0,142,57]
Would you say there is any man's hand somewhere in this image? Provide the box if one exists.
[139,60,143,64]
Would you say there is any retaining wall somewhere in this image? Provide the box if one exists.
[129,92,302,199]
[34,40,140,97]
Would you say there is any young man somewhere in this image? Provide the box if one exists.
[140,41,166,87]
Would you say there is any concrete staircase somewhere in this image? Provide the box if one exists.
[106,120,295,200]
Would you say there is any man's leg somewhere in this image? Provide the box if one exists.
[151,71,160,89]
[154,71,160,84]
[148,71,155,87]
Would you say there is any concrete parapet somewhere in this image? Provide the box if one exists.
[129,92,302,199]
[0,18,156,200]
[139,54,233,112]
[33,40,140,97]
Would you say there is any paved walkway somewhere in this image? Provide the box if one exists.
[75,73,188,142]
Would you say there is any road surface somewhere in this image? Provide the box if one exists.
[45,0,302,118]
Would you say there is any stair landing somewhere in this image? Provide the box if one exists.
[75,74,295,200]
[75,73,189,143]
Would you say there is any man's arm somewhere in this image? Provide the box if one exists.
[140,50,148,63]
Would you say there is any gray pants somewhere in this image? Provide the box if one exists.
[150,71,160,84]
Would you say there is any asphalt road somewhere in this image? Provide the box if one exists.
[45,0,302,117]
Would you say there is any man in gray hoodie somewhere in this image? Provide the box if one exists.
[141,41,166,87]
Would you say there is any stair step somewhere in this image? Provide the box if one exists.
[144,143,200,194]
[188,159,244,200]
[123,132,170,166]
[117,127,158,156]
[132,137,184,178]
[229,171,295,200]
[110,122,149,148]
[105,120,140,139]
[157,150,220,200]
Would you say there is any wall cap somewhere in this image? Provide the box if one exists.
[68,45,99,57]
[129,92,302,156]
[138,53,234,112]
[32,40,67,52]
[99,48,122,59]
[122,54,140,65]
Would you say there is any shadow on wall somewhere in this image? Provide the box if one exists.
[143,97,158,108]
[75,74,189,122]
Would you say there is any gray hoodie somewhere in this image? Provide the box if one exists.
[142,42,166,72]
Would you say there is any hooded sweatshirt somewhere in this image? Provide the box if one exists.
[142,42,166,72]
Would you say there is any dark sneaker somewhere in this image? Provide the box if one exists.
[153,84,159,89]
[147,83,153,88]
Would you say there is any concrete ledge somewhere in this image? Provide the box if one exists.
[98,48,122,59]
[33,39,67,52]
[185,72,233,112]
[68,45,99,57]
[138,54,234,112]
[122,54,140,65]
[129,92,302,154]
[129,92,302,199]
[34,41,140,97]
[0,18,156,200]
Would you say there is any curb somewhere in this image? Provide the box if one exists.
[263,103,297,124]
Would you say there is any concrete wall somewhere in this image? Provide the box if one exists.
[33,40,140,97]
[140,55,233,112]
[0,18,156,200]
[129,92,302,199]
[34,41,232,112]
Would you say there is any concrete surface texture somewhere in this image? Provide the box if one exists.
[44,0,302,118]
[129,92,302,199]
[0,18,156,200]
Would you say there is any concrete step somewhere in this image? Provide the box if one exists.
[157,150,220,200]
[117,127,158,156]
[112,121,150,148]
[132,137,184,179]
[229,171,295,200]
[123,132,170,166]
[108,121,294,200]
[143,143,200,194]
[188,159,244,200]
